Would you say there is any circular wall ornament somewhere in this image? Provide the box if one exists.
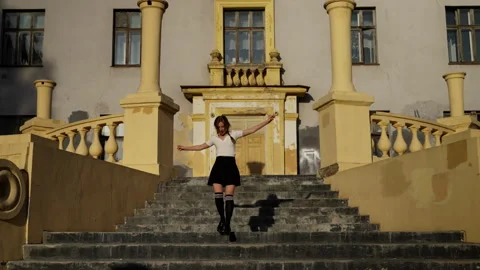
[0,159,27,220]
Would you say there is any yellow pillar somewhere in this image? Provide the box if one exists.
[120,0,179,178]
[208,49,225,86]
[313,0,375,174]
[443,72,466,117]
[437,72,475,135]
[20,80,65,135]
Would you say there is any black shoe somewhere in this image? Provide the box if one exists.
[217,221,226,235]
[224,224,232,235]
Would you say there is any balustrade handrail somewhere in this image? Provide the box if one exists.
[371,112,456,133]
[44,114,124,138]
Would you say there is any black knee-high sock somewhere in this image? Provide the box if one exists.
[225,194,234,226]
[215,193,225,222]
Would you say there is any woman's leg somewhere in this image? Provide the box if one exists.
[224,185,236,233]
[213,184,226,234]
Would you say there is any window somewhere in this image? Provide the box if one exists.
[351,8,377,64]
[0,115,35,135]
[446,7,480,64]
[113,10,141,66]
[443,110,480,120]
[223,10,265,64]
[1,10,45,66]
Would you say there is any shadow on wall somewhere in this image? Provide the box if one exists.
[110,264,148,270]
[247,162,265,175]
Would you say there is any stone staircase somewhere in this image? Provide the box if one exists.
[7,175,480,269]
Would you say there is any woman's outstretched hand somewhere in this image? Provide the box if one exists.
[267,114,276,123]
[177,145,185,151]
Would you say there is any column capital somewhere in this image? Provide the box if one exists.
[443,72,466,81]
[324,0,356,12]
[34,79,56,88]
[137,0,168,10]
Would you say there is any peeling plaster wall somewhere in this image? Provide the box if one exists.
[2,0,480,175]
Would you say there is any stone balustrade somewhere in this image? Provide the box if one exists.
[44,114,124,163]
[208,48,283,87]
[371,112,456,159]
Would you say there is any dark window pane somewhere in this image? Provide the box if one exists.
[114,31,127,65]
[447,29,458,62]
[115,12,128,28]
[239,31,250,63]
[351,10,359,26]
[446,9,456,26]
[252,31,264,63]
[5,13,18,28]
[18,32,31,65]
[459,9,471,25]
[351,30,361,63]
[362,10,374,26]
[32,32,43,65]
[475,9,480,25]
[239,11,249,27]
[224,31,237,64]
[224,11,236,27]
[130,31,141,65]
[363,29,376,64]
[252,11,264,27]
[129,12,141,28]
[476,30,480,61]
[33,14,45,29]
[461,29,473,62]
[2,32,17,65]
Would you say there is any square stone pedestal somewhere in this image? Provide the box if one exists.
[313,91,375,174]
[120,92,179,179]
[19,117,66,135]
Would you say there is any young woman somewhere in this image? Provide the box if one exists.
[177,114,276,235]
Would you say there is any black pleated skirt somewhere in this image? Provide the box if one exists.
[207,156,241,187]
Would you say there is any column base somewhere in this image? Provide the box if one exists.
[19,117,66,135]
[437,115,480,132]
[313,91,375,172]
[120,91,179,179]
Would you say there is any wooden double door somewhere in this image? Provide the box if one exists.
[229,116,266,175]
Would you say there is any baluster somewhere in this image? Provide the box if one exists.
[225,68,233,86]
[105,123,119,162]
[407,124,422,152]
[240,69,249,86]
[376,120,391,158]
[89,124,104,159]
[257,68,265,86]
[232,68,241,86]
[75,127,90,156]
[57,134,66,150]
[248,69,256,86]
[392,122,407,156]
[66,131,77,153]
[433,130,443,146]
[421,127,432,149]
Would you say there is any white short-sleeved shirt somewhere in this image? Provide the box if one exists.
[206,130,244,157]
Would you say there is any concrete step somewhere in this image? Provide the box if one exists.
[10,259,480,270]
[134,206,360,217]
[21,243,480,260]
[162,178,324,187]
[42,231,465,245]
[8,259,480,270]
[123,215,370,226]
[115,223,379,233]
[153,191,339,201]
[145,198,348,209]
[159,184,332,193]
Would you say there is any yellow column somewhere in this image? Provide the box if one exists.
[20,80,65,135]
[313,0,375,175]
[437,72,475,138]
[443,72,466,117]
[120,0,179,179]
[208,49,225,86]
[326,0,356,92]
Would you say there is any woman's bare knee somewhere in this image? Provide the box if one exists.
[225,185,236,195]
[213,184,224,193]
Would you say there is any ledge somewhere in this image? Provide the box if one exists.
[181,85,310,100]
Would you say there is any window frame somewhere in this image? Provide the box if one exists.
[223,9,266,64]
[351,7,378,65]
[1,9,46,67]
[112,9,142,67]
[445,7,480,65]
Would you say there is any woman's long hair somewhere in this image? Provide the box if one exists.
[214,115,235,144]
